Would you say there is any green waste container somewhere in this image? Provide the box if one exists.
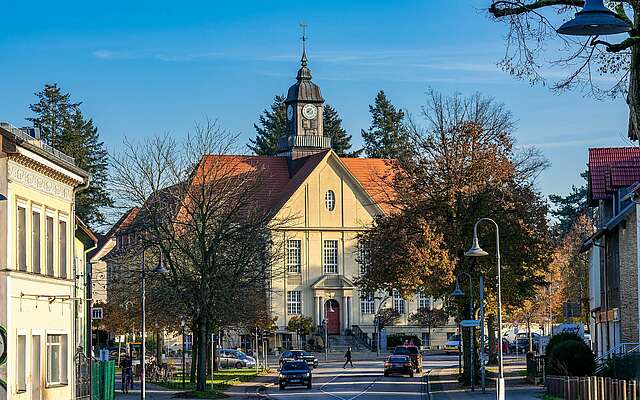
[92,360,115,400]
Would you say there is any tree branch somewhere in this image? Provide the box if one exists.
[592,36,640,53]
[489,0,583,17]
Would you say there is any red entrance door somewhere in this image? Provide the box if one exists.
[325,300,340,335]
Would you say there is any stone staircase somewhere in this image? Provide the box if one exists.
[328,335,361,352]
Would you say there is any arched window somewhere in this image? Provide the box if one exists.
[325,190,336,211]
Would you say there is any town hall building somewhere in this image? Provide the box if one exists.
[94,47,456,353]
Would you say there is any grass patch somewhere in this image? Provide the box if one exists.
[539,395,562,400]
[152,368,269,397]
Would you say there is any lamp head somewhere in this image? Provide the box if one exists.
[451,281,465,298]
[464,236,489,257]
[153,253,168,274]
[557,0,632,36]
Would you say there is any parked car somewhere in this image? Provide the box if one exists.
[510,336,539,353]
[218,349,256,369]
[444,335,461,354]
[278,360,312,390]
[392,344,423,372]
[279,350,319,368]
[383,355,414,377]
[483,338,510,354]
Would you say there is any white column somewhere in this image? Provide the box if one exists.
[314,296,320,326]
[347,297,352,329]
[319,297,324,323]
[341,296,347,333]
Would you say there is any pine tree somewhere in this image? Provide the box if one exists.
[323,104,352,156]
[27,84,112,227]
[549,171,593,239]
[361,90,410,159]
[248,95,287,156]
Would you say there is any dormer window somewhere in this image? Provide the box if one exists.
[325,190,335,211]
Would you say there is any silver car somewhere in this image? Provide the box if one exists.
[218,349,256,369]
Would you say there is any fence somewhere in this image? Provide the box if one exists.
[92,360,116,400]
[526,354,545,384]
[546,375,640,399]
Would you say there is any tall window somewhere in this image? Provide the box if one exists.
[17,206,27,271]
[357,241,370,275]
[325,190,336,211]
[17,334,26,392]
[323,240,338,274]
[287,239,301,274]
[47,334,68,385]
[32,209,41,274]
[59,219,67,279]
[360,292,375,314]
[418,292,431,310]
[393,290,406,314]
[287,291,302,315]
[46,215,54,276]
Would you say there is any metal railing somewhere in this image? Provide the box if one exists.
[350,325,374,351]
[596,342,640,372]
[2,123,75,165]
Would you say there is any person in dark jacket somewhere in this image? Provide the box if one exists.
[343,347,353,368]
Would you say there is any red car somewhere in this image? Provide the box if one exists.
[392,345,423,373]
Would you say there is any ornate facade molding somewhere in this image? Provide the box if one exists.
[7,161,73,202]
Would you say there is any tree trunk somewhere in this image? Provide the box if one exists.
[196,321,208,391]
[527,318,532,353]
[156,331,163,364]
[190,329,198,383]
[628,7,640,140]
[487,314,498,365]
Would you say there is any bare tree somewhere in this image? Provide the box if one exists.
[488,1,640,139]
[110,120,286,391]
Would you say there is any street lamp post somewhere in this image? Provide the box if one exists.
[373,295,390,357]
[181,319,186,389]
[140,245,168,400]
[322,319,328,361]
[464,218,503,400]
[451,272,475,391]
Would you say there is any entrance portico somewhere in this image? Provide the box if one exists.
[311,275,355,335]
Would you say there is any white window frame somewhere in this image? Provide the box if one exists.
[393,290,406,315]
[17,204,27,271]
[323,240,338,274]
[46,332,68,386]
[286,239,301,274]
[32,206,41,274]
[360,292,375,315]
[418,292,431,310]
[325,190,336,211]
[358,241,370,275]
[59,218,68,279]
[286,291,302,315]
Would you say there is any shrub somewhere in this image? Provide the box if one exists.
[548,339,595,376]
[545,332,584,357]
[387,334,421,349]
[600,353,640,379]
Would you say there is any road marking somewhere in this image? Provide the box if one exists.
[319,371,379,400]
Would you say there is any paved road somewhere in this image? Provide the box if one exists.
[263,355,458,400]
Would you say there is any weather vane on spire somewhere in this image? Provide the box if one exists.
[299,22,308,67]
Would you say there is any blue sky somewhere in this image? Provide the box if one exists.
[0,0,632,199]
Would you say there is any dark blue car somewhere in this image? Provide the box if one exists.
[278,361,312,390]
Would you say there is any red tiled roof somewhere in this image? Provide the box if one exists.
[340,157,397,214]
[588,147,640,202]
[196,152,396,216]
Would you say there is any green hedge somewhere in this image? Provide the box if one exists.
[548,339,595,376]
[600,353,640,379]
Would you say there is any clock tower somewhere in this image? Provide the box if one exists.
[277,41,331,159]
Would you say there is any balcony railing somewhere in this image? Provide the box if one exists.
[1,123,75,165]
[277,135,331,150]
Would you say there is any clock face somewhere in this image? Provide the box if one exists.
[302,104,317,120]
[286,105,294,120]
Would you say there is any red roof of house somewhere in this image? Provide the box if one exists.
[196,151,396,215]
[588,147,640,203]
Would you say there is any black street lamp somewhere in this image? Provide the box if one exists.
[557,0,632,36]
[181,319,186,389]
[139,244,168,400]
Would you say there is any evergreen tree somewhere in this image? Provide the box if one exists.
[248,95,287,156]
[361,90,410,159]
[27,84,112,227]
[549,171,593,239]
[248,96,353,156]
[323,104,352,156]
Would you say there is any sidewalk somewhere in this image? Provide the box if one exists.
[429,359,544,400]
[224,372,278,398]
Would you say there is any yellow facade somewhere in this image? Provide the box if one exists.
[0,124,89,400]
[269,151,455,349]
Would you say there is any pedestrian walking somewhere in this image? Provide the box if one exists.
[343,347,353,368]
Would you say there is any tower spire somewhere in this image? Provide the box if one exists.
[300,22,308,67]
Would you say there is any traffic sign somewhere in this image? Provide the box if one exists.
[460,319,480,328]
[92,307,103,320]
